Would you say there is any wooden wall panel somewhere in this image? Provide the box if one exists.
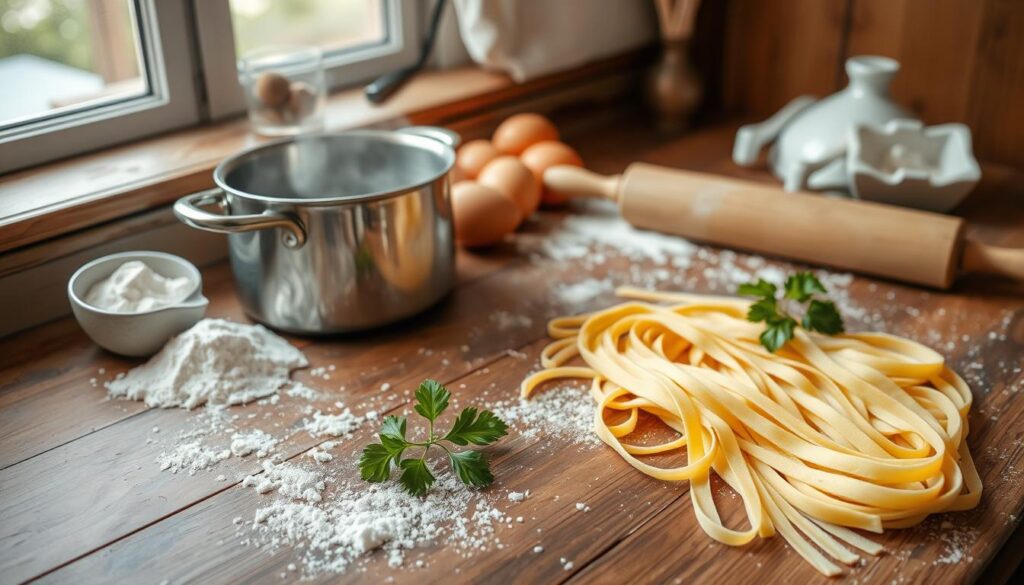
[722,0,848,117]
[846,0,1024,167]
[719,0,1024,168]
[846,0,984,124]
[966,0,1024,168]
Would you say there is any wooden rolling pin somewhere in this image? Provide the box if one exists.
[544,163,1024,289]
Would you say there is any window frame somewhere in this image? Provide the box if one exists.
[192,0,423,120]
[0,0,201,174]
[0,0,423,172]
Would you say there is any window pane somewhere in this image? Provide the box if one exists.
[229,0,385,58]
[0,0,147,128]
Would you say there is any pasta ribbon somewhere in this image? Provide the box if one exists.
[521,287,981,576]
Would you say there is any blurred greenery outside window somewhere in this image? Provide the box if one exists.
[0,0,413,173]
[0,0,144,125]
[0,0,385,126]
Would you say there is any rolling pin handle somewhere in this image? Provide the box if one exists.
[542,166,621,202]
[961,240,1024,282]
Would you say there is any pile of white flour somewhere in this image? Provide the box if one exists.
[106,319,308,409]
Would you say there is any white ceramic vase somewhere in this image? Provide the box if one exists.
[734,56,918,192]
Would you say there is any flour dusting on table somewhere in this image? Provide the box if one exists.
[245,471,510,575]
[490,384,600,446]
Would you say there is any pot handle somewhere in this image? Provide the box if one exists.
[173,188,306,248]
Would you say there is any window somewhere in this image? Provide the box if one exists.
[0,0,199,174]
[194,0,421,119]
[0,0,146,128]
[0,0,421,173]
[229,0,386,57]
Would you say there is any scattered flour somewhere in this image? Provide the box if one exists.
[105,319,308,409]
[247,472,509,575]
[285,383,321,401]
[490,386,600,446]
[243,460,327,503]
[303,409,363,438]
[230,429,278,458]
[157,440,231,475]
[517,201,867,327]
[554,278,614,306]
[531,201,697,266]
[306,447,334,463]
[491,311,534,331]
[84,260,193,313]
[507,490,530,503]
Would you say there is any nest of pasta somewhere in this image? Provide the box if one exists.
[522,288,981,576]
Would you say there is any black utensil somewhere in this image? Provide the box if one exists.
[364,0,449,104]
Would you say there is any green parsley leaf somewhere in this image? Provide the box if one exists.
[759,316,796,353]
[379,415,407,442]
[377,415,409,459]
[783,272,827,302]
[444,408,509,446]
[746,298,779,323]
[359,443,399,483]
[737,279,777,299]
[447,450,494,488]
[803,299,844,334]
[413,379,450,422]
[739,271,844,353]
[360,379,507,496]
[398,457,435,497]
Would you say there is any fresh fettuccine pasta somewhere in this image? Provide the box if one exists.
[521,287,981,576]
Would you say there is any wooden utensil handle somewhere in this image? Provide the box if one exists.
[543,166,621,201]
[545,164,968,288]
[961,240,1024,281]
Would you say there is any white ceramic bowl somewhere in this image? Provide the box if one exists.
[848,120,981,212]
[68,251,209,357]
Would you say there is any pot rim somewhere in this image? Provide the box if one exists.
[212,129,455,206]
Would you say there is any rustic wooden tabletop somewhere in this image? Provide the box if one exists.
[1,117,1022,585]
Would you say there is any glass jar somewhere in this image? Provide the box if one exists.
[239,45,325,136]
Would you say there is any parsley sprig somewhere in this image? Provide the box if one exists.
[359,379,508,496]
[738,272,844,352]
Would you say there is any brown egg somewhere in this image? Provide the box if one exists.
[492,113,559,155]
[449,164,468,184]
[287,81,318,120]
[477,155,541,219]
[255,72,291,109]
[451,181,522,248]
[456,140,500,180]
[520,141,584,206]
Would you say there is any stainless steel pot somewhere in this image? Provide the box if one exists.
[174,128,457,334]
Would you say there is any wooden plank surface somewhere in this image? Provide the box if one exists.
[1,118,1023,585]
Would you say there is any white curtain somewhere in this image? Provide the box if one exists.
[451,0,657,82]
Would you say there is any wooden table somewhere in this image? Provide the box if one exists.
[1,117,1022,585]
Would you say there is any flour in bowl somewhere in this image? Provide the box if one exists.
[85,260,193,313]
[106,318,308,409]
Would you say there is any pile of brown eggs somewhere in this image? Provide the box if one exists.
[451,113,583,247]
[253,72,319,125]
